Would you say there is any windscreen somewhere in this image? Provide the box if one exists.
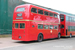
[60,25,64,28]
[60,15,64,21]
[16,7,25,12]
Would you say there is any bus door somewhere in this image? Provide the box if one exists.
[60,25,64,33]
[13,23,25,39]
[60,14,65,35]
[18,23,25,37]
[12,23,19,37]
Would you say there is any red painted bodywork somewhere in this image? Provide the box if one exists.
[60,14,75,37]
[12,4,60,41]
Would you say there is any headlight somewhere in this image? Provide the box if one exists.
[17,13,22,17]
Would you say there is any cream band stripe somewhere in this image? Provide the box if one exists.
[13,20,60,24]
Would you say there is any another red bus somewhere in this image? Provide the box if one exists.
[12,4,61,42]
[60,14,75,37]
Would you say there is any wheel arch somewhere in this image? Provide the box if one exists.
[58,32,61,35]
[37,33,44,42]
[38,33,43,37]
[70,33,72,35]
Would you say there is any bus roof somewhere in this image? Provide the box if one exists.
[16,4,58,14]
[16,4,75,17]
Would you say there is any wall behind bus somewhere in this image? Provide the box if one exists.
[0,0,26,34]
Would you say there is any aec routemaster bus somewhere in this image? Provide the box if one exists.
[60,14,75,37]
[12,4,60,42]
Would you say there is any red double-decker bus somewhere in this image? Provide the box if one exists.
[12,4,61,42]
[60,14,75,37]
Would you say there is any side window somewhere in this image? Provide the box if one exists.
[68,26,70,31]
[70,17,72,22]
[74,18,75,22]
[49,25,53,29]
[12,23,14,28]
[49,13,53,17]
[66,16,68,21]
[70,26,72,31]
[20,23,25,28]
[74,26,75,31]
[38,9,43,14]
[44,25,48,29]
[68,16,70,21]
[31,8,37,13]
[15,23,18,28]
[72,17,74,22]
[73,26,74,31]
[38,24,43,29]
[71,17,73,22]
[54,26,58,29]
[44,11,48,16]
[72,26,73,31]
[54,14,57,18]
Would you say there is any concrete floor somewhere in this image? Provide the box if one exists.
[0,37,75,50]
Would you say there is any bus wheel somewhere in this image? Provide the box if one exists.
[58,33,61,39]
[38,34,43,42]
[70,34,72,38]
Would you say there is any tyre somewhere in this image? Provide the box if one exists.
[38,34,43,42]
[58,33,61,39]
[70,34,72,38]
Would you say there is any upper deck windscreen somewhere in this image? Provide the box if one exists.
[60,15,64,21]
[16,7,25,12]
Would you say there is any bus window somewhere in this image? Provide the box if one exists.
[38,9,43,14]
[54,26,58,29]
[72,17,74,22]
[49,13,53,17]
[44,25,48,29]
[60,15,64,21]
[74,18,75,22]
[44,11,48,16]
[15,23,18,28]
[31,8,37,13]
[54,14,57,18]
[20,23,25,28]
[16,7,25,12]
[12,23,14,28]
[66,16,69,21]
[61,25,64,28]
[38,24,43,29]
[49,25,53,29]
[70,17,72,22]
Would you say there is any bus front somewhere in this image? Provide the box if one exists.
[12,5,30,41]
